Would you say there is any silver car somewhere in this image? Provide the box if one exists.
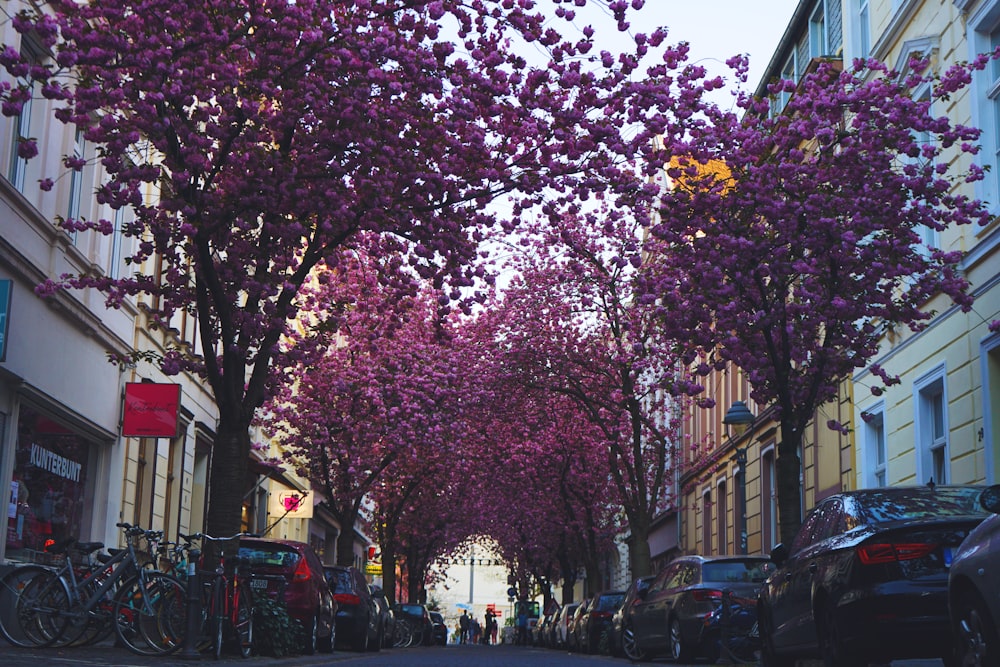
[949,484,1000,666]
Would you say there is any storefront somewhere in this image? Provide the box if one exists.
[6,403,97,563]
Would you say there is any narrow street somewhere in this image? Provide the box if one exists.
[0,641,954,667]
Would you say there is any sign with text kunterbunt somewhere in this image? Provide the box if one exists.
[121,382,182,437]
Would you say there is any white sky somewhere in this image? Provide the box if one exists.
[567,0,802,103]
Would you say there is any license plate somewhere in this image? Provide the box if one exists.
[943,547,953,568]
[251,578,268,590]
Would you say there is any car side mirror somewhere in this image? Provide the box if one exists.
[770,543,789,567]
[636,586,649,600]
[981,484,1000,514]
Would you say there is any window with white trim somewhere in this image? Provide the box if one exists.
[863,405,888,487]
[67,129,86,244]
[109,207,125,279]
[857,0,871,60]
[968,2,1000,214]
[916,370,949,485]
[810,3,827,58]
[761,449,778,550]
[7,42,41,192]
[717,478,728,556]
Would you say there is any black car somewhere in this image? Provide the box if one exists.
[324,565,380,652]
[758,484,990,667]
[626,554,772,663]
[950,484,1000,666]
[428,611,448,646]
[578,590,625,653]
[369,585,394,649]
[610,575,654,657]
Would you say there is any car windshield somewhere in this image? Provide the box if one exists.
[238,545,300,568]
[702,559,774,584]
[851,487,986,526]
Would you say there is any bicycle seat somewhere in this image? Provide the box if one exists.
[73,542,105,553]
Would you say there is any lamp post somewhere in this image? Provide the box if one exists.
[723,400,755,555]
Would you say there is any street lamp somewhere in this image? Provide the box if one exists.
[723,400,755,555]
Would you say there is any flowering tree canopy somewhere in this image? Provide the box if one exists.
[478,208,692,577]
[643,57,996,544]
[1,0,717,537]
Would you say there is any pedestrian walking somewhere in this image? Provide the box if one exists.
[516,606,528,646]
[459,610,470,644]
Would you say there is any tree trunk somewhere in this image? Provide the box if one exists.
[776,425,805,546]
[335,509,359,566]
[205,417,251,540]
[381,545,398,606]
[628,522,652,579]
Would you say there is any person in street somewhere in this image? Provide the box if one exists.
[490,612,499,645]
[516,606,528,646]
[459,610,470,644]
[484,609,496,645]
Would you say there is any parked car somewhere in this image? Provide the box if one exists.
[324,565,380,652]
[238,537,336,654]
[369,585,394,649]
[577,590,625,653]
[950,483,1000,666]
[540,606,560,647]
[566,598,591,652]
[428,611,448,646]
[552,602,579,648]
[626,554,773,663]
[758,484,990,667]
[610,575,654,657]
[393,602,433,646]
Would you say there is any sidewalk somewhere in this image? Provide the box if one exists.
[0,639,349,667]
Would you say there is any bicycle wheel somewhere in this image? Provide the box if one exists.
[392,618,413,648]
[17,569,73,647]
[211,578,225,660]
[232,580,253,658]
[0,566,52,647]
[113,572,187,656]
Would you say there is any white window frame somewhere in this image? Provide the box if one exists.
[67,128,86,243]
[810,2,827,58]
[109,206,126,279]
[7,42,41,192]
[915,365,949,486]
[761,445,778,551]
[968,1,1000,216]
[982,333,1000,484]
[862,402,888,487]
[856,0,871,61]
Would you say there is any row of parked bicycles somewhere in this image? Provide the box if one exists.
[0,523,258,658]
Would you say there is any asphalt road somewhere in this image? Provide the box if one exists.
[0,641,954,667]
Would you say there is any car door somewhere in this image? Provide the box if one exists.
[767,498,844,651]
[632,561,682,652]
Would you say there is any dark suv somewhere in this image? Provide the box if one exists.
[324,565,380,651]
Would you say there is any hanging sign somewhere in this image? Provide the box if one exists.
[121,382,181,437]
[267,486,313,519]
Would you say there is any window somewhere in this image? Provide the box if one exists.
[969,2,1000,214]
[857,0,871,59]
[810,3,827,58]
[983,334,1000,484]
[915,369,949,485]
[863,405,888,487]
[109,207,125,279]
[761,449,778,550]
[702,488,713,555]
[717,478,728,556]
[7,42,41,192]
[67,129,86,244]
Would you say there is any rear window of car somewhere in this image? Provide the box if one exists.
[853,487,987,526]
[399,604,424,616]
[595,594,625,611]
[326,568,353,592]
[702,559,774,584]
[239,545,300,568]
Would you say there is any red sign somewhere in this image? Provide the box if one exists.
[121,383,181,437]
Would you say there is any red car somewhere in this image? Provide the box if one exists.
[238,537,336,654]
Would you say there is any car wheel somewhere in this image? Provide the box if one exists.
[370,621,382,653]
[668,616,692,663]
[954,591,998,667]
[818,603,854,667]
[302,615,318,655]
[622,623,647,661]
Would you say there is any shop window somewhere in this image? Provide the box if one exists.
[8,405,92,563]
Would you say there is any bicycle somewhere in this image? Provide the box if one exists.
[185,531,258,659]
[1,523,186,655]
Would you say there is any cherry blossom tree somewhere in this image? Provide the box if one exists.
[643,56,997,545]
[2,0,720,537]
[477,208,694,578]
